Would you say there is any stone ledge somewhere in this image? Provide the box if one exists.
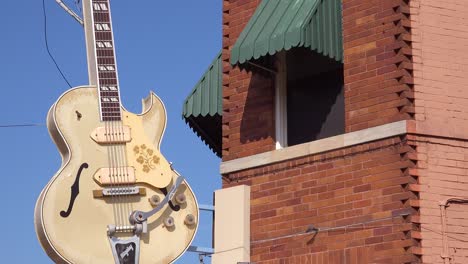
[220,120,408,174]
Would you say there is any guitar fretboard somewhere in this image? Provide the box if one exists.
[91,0,121,121]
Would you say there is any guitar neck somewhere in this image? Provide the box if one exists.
[88,0,121,121]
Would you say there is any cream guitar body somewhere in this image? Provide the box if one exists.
[35,87,198,263]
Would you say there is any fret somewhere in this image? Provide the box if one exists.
[98,74,117,80]
[93,14,110,22]
[100,93,119,98]
[101,106,119,109]
[100,100,120,104]
[95,32,112,41]
[97,49,114,56]
[99,81,118,86]
[97,57,115,63]
[101,103,120,107]
[102,113,121,116]
[101,106,120,110]
[101,108,121,112]
[98,77,118,82]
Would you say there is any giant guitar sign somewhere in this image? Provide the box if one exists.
[34,1,199,263]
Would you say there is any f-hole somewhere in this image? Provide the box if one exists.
[60,163,89,218]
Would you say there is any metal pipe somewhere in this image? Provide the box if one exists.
[440,202,450,264]
[439,198,468,264]
[55,0,84,26]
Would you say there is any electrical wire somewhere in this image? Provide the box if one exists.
[74,0,82,14]
[42,0,73,88]
[251,211,411,245]
[0,124,44,128]
[421,226,468,243]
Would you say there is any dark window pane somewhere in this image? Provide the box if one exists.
[286,48,344,146]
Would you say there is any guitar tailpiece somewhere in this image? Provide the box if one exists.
[108,234,140,264]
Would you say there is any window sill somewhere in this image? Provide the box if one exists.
[220,120,408,174]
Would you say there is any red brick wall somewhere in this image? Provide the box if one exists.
[408,135,468,263]
[222,0,275,162]
[342,0,415,132]
[407,1,468,261]
[219,0,468,263]
[223,137,419,263]
[410,0,468,140]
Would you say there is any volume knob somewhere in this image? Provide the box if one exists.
[175,193,186,204]
[184,214,196,226]
[149,195,160,206]
[163,216,175,228]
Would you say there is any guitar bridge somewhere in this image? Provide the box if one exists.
[93,187,146,198]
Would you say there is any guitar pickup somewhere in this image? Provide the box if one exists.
[90,125,131,144]
[93,187,146,198]
[94,167,136,185]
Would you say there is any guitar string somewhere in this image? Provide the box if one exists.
[117,119,132,224]
[122,122,134,215]
[105,119,118,226]
[117,119,132,222]
[108,121,118,226]
[106,0,133,225]
[106,0,129,227]
[96,4,119,229]
[115,120,126,226]
[98,5,122,228]
[97,0,135,230]
[105,3,125,228]
[111,120,124,227]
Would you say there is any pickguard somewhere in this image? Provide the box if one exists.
[60,163,89,218]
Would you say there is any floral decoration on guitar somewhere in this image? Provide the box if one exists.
[133,144,160,172]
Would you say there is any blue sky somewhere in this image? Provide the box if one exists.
[0,1,221,263]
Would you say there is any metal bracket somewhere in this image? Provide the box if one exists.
[129,175,185,223]
[187,246,214,255]
[56,0,84,26]
[199,204,215,212]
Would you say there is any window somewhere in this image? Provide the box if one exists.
[275,48,344,148]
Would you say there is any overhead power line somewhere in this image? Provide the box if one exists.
[42,0,73,88]
[0,124,45,128]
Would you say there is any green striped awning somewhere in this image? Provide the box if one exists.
[231,0,343,65]
[183,51,222,157]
